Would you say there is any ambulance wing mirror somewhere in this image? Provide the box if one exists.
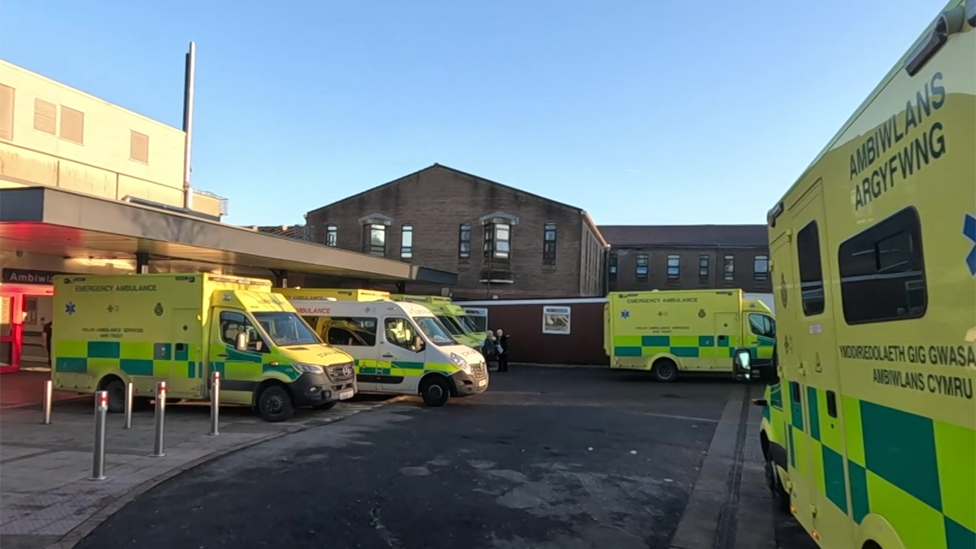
[732,349,752,382]
[236,332,248,352]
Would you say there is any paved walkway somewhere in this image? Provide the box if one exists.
[0,394,399,549]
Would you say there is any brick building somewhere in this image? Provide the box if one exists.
[599,225,771,293]
[304,164,610,299]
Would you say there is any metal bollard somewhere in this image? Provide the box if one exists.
[151,381,166,457]
[208,371,220,436]
[123,382,133,429]
[90,391,108,481]
[42,379,53,425]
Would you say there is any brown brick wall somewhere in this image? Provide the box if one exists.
[305,165,604,299]
[609,246,771,293]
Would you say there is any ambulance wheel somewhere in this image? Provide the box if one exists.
[420,376,450,407]
[257,384,295,422]
[765,452,791,513]
[313,401,338,411]
[652,359,678,382]
[102,378,126,413]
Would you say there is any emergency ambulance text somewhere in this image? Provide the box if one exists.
[74,284,158,292]
[626,297,698,304]
[848,72,947,211]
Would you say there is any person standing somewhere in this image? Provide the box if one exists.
[42,318,53,367]
[495,329,510,372]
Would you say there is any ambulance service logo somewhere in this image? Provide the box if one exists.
[698,309,706,318]
[65,302,76,316]
[154,302,164,316]
[620,309,631,319]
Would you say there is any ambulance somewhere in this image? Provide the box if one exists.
[280,294,489,406]
[53,274,357,422]
[604,289,775,382]
[742,2,976,548]
[391,294,487,349]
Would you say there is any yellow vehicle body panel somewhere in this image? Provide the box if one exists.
[605,289,775,374]
[273,287,391,302]
[758,3,975,548]
[53,274,353,406]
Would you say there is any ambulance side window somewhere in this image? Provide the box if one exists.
[838,207,926,324]
[749,314,775,338]
[797,221,825,316]
[327,317,377,346]
[219,311,267,352]
[384,317,420,350]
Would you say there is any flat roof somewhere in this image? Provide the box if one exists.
[0,187,457,285]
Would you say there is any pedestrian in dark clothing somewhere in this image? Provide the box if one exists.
[42,319,53,366]
[495,329,510,372]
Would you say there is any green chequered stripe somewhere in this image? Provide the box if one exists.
[353,358,456,378]
[55,340,201,379]
[613,334,742,358]
[787,385,976,549]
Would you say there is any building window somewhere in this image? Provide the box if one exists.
[839,207,926,325]
[754,255,769,280]
[667,254,680,280]
[797,221,825,316]
[458,224,471,259]
[608,254,618,278]
[325,225,338,247]
[400,224,413,260]
[59,105,84,144]
[0,84,14,141]
[636,254,649,281]
[723,255,735,281]
[543,223,557,265]
[363,223,386,256]
[699,254,710,281]
[484,223,511,261]
[33,99,56,135]
[130,130,150,163]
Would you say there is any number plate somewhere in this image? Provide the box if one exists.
[339,389,355,400]
[477,379,487,388]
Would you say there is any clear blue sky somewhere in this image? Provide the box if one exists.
[1,0,946,227]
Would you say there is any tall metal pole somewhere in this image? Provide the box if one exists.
[42,379,53,425]
[182,41,196,210]
[90,391,108,481]
[208,371,220,436]
[151,381,166,458]
[123,382,133,429]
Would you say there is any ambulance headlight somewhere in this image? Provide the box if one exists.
[293,362,325,375]
[450,353,472,374]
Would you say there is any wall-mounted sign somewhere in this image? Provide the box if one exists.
[2,269,62,285]
[542,306,571,335]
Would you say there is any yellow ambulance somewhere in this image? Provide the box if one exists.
[275,290,489,406]
[391,294,486,349]
[53,274,357,422]
[742,2,976,548]
[605,289,775,382]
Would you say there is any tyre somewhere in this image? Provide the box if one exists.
[257,384,295,422]
[313,401,338,411]
[102,378,126,413]
[652,359,678,383]
[420,376,451,407]
[765,453,791,513]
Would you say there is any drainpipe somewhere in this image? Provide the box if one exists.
[182,42,196,211]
